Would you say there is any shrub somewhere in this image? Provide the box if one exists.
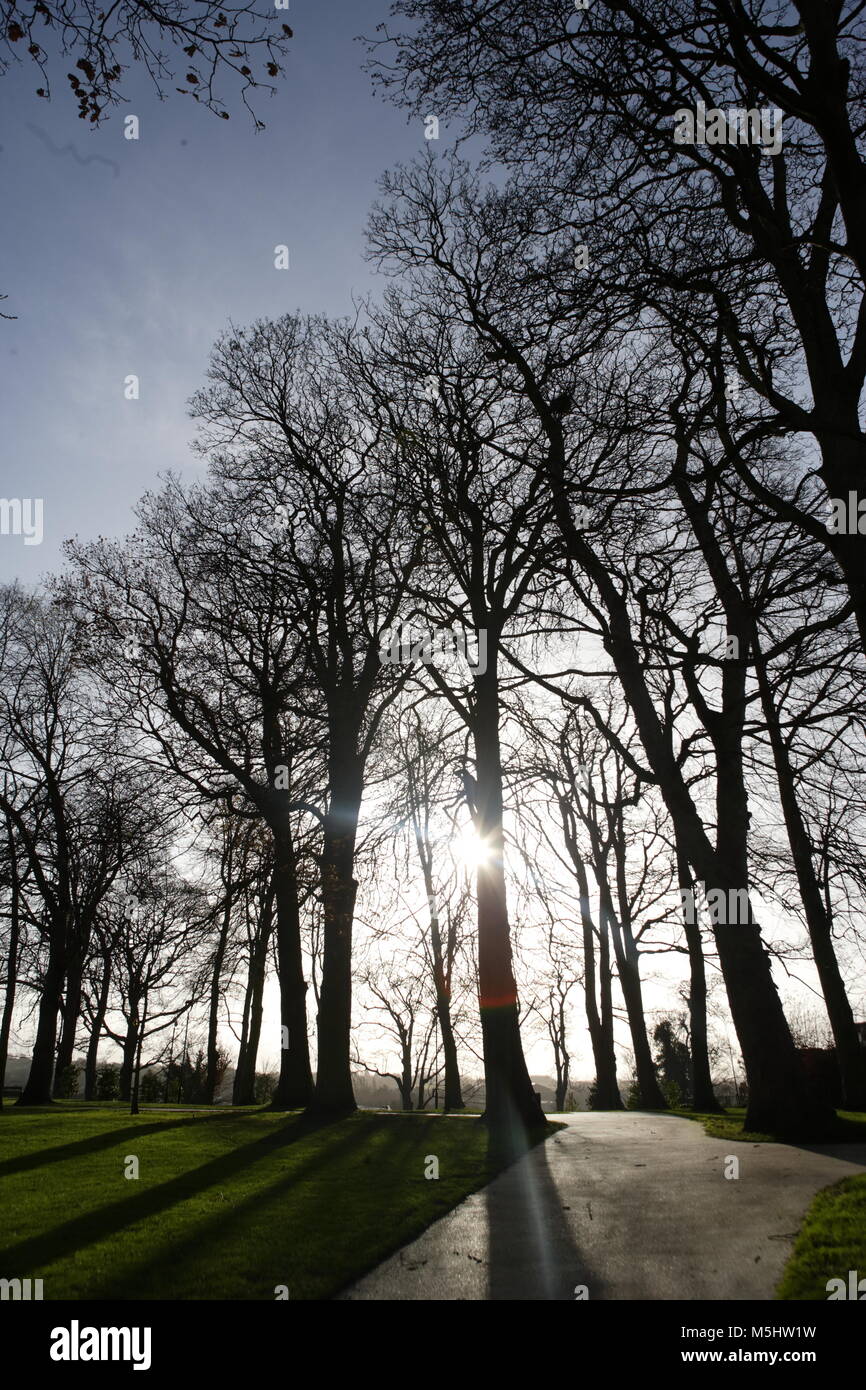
[95,1064,120,1100]
[254,1071,278,1103]
[139,1069,164,1103]
[661,1079,683,1108]
[55,1063,80,1098]
[625,1075,642,1109]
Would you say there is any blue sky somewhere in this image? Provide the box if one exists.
[0,1,424,585]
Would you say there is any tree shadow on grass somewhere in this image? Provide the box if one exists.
[0,1111,343,1279]
[87,1116,477,1300]
[0,1112,238,1180]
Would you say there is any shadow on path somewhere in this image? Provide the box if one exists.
[790,1141,866,1167]
[486,1132,600,1301]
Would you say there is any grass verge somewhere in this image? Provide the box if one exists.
[777,1175,866,1300]
[668,1105,866,1145]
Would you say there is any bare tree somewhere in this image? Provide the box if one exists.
[370,0,866,653]
[365,159,836,1135]
[1,0,293,124]
[0,585,162,1104]
[103,869,208,1108]
[389,706,466,1110]
[346,298,562,1135]
[354,954,437,1112]
[186,316,426,1114]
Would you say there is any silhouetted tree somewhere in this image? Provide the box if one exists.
[1,0,293,124]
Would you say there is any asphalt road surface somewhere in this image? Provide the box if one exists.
[340,1111,866,1300]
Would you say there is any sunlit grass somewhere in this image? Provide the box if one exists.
[668,1105,777,1143]
[777,1175,866,1300]
[669,1105,866,1145]
[0,1107,553,1299]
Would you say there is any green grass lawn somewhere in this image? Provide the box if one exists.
[0,1107,548,1299]
[777,1175,866,1300]
[668,1106,778,1143]
[669,1105,866,1145]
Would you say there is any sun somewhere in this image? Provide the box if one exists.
[456,825,490,869]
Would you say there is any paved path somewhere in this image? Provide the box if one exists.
[340,1112,866,1300]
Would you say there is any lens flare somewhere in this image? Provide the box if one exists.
[457,826,490,869]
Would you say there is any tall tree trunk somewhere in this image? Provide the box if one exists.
[234,878,274,1106]
[53,951,86,1096]
[400,1040,414,1111]
[752,634,866,1109]
[679,464,835,1135]
[676,845,719,1112]
[602,853,667,1109]
[270,831,314,1110]
[552,1011,570,1111]
[562,805,621,1108]
[582,896,620,1107]
[130,994,147,1116]
[546,453,835,1136]
[234,997,252,1106]
[419,864,463,1111]
[118,1005,139,1102]
[818,428,866,657]
[473,664,545,1136]
[709,652,830,1136]
[436,991,463,1112]
[18,932,65,1105]
[608,921,666,1109]
[310,739,364,1115]
[84,953,112,1101]
[595,892,622,1108]
[0,833,22,1111]
[204,849,233,1105]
